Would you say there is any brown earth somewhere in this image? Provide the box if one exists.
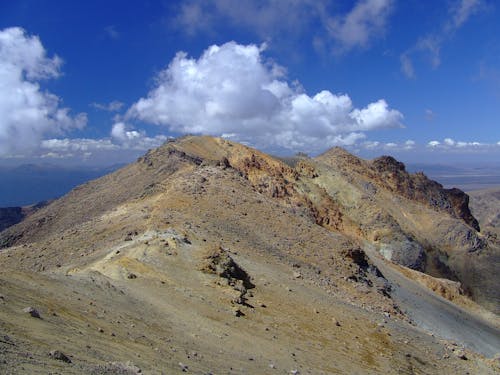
[0,136,499,374]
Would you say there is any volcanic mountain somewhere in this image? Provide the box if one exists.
[0,136,499,374]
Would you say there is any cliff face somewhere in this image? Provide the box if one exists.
[371,156,479,231]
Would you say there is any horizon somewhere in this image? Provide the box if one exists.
[1,135,500,208]
[1,1,500,166]
[1,133,500,169]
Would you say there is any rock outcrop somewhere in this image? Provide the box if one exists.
[371,156,479,231]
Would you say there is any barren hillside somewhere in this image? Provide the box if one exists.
[0,136,498,374]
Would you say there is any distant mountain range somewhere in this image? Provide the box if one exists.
[0,163,123,207]
[407,163,500,191]
[0,159,498,209]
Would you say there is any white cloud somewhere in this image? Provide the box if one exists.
[358,138,498,156]
[400,54,415,79]
[111,122,139,142]
[426,138,491,150]
[173,1,394,54]
[325,0,394,52]
[404,140,416,149]
[449,0,482,29]
[0,27,87,155]
[126,41,403,153]
[41,138,118,153]
[111,122,169,150]
[428,140,441,147]
[91,100,124,112]
[401,0,482,78]
[174,0,311,39]
[415,35,441,68]
[444,138,455,146]
[360,139,416,152]
[40,130,168,161]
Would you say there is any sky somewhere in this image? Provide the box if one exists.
[1,0,500,166]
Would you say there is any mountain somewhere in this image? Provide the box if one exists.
[0,202,48,232]
[0,164,122,207]
[0,136,499,374]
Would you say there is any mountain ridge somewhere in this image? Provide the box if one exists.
[0,135,499,373]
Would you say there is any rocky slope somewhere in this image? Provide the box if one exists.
[469,187,500,238]
[0,136,499,374]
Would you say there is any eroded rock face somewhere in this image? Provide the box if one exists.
[199,246,255,290]
[199,246,255,306]
[371,156,479,231]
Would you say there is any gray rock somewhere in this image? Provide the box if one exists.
[49,350,72,363]
[23,306,41,318]
[93,361,142,374]
[454,349,467,360]
[379,238,426,271]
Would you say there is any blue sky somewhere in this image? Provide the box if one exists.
[1,0,499,166]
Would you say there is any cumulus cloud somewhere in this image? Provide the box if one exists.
[359,138,499,155]
[428,140,441,147]
[41,138,117,153]
[361,139,416,152]
[172,0,394,54]
[0,27,87,155]
[39,128,168,161]
[427,138,492,150]
[404,140,416,149]
[443,138,455,146]
[125,41,403,153]
[401,0,482,78]
[110,122,168,150]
